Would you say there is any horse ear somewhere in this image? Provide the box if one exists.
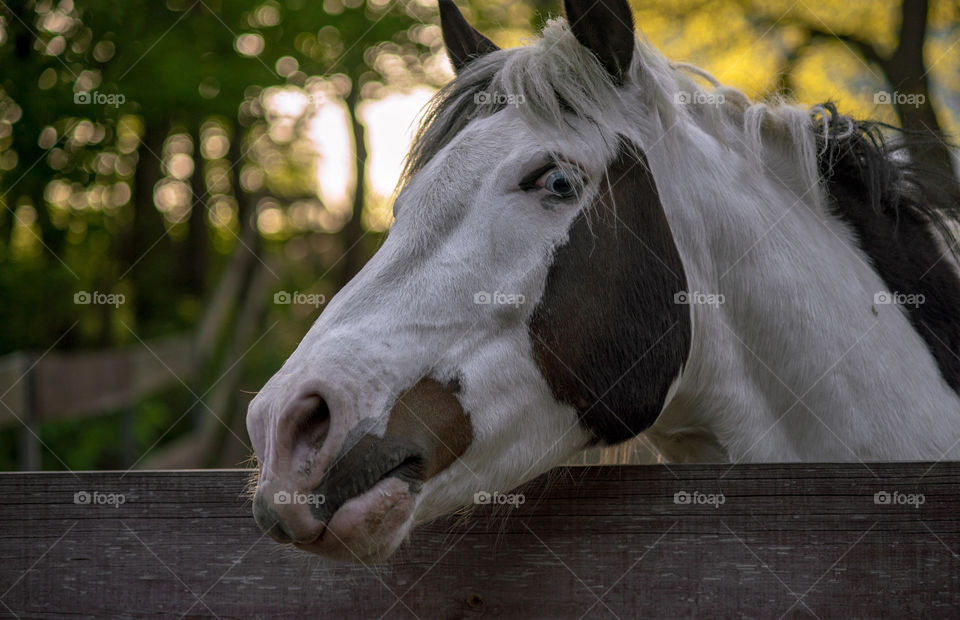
[563,0,636,84]
[438,0,499,73]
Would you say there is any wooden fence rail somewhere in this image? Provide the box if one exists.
[0,338,195,429]
[0,337,195,470]
[2,464,959,618]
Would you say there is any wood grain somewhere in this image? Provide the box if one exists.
[1,464,958,618]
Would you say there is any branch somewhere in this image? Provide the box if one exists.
[803,25,886,67]
[749,14,887,69]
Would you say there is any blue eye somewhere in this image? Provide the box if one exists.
[541,169,575,197]
[519,161,585,199]
[528,166,582,198]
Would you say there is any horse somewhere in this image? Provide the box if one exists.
[246,0,960,563]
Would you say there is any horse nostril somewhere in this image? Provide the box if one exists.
[294,395,331,451]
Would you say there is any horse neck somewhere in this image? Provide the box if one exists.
[642,125,960,463]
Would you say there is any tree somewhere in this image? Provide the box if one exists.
[635,0,959,184]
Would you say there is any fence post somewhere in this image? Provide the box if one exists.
[121,407,135,467]
[17,354,39,471]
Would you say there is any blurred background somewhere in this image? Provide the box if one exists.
[0,0,957,471]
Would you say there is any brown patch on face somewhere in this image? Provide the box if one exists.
[529,141,691,444]
[305,378,472,524]
[386,378,473,478]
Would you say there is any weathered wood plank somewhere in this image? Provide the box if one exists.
[0,337,193,429]
[1,464,958,618]
[31,337,193,423]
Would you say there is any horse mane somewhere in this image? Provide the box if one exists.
[814,102,960,261]
[813,103,960,389]
[402,17,651,184]
[403,17,960,274]
[401,57,500,184]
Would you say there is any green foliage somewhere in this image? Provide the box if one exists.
[0,0,451,470]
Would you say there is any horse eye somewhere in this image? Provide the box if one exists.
[534,167,581,198]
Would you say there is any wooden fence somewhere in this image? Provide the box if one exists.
[2,463,958,617]
[0,223,276,472]
[0,337,195,470]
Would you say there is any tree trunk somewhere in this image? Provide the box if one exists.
[340,86,370,287]
[203,256,275,467]
[774,0,958,185]
[6,2,66,258]
[177,124,209,297]
[120,122,170,329]
[878,0,956,182]
[230,125,255,227]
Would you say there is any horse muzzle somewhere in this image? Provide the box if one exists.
[247,377,473,563]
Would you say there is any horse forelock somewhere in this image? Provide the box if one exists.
[406,18,838,207]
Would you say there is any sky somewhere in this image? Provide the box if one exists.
[310,88,435,231]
